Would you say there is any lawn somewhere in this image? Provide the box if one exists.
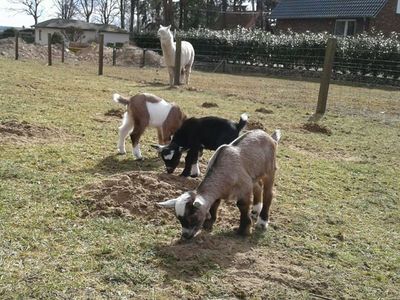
[0,57,399,299]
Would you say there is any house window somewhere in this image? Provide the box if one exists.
[334,19,356,36]
[39,29,42,41]
[397,0,400,14]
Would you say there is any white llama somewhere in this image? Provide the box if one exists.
[157,25,195,87]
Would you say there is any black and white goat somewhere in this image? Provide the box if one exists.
[158,129,281,240]
[113,93,186,160]
[152,114,248,177]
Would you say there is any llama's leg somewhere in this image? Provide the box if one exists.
[236,192,252,236]
[180,68,185,85]
[129,121,146,160]
[256,176,274,230]
[185,65,192,85]
[168,67,174,86]
[203,199,221,231]
[117,112,133,154]
[250,180,263,222]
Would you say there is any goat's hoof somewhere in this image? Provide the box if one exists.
[202,220,214,232]
[117,151,126,155]
[235,227,251,237]
[180,172,190,177]
[255,219,269,231]
[135,157,144,161]
[190,174,199,178]
[250,212,259,222]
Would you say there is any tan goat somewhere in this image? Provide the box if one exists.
[158,129,281,239]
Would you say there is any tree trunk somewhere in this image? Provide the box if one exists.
[129,0,135,33]
[120,0,125,29]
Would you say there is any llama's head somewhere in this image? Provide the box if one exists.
[158,191,209,239]
[157,25,173,41]
[151,142,183,174]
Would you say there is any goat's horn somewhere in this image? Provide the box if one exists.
[193,196,206,208]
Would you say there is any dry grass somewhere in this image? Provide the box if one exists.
[0,57,399,299]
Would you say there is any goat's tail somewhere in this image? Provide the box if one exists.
[271,129,282,143]
[236,113,248,132]
[113,93,130,106]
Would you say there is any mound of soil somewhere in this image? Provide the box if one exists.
[79,171,200,221]
[302,122,332,135]
[0,120,63,143]
[78,170,240,227]
[255,107,273,114]
[0,38,163,67]
[104,108,124,118]
[201,102,219,108]
[247,120,266,131]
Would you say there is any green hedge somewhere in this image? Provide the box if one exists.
[133,28,400,79]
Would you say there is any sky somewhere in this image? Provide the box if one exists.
[0,0,56,28]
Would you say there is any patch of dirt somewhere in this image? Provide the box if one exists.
[78,171,197,220]
[0,120,65,143]
[78,165,241,227]
[301,122,332,135]
[246,120,266,131]
[255,107,273,114]
[201,102,219,108]
[104,108,124,118]
[0,38,163,67]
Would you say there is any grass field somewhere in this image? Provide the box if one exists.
[0,57,399,299]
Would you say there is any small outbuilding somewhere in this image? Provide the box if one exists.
[270,0,400,36]
[34,19,129,45]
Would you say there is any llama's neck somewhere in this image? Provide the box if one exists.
[160,37,176,67]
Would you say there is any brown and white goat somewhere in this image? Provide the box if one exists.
[113,93,186,160]
[158,129,281,239]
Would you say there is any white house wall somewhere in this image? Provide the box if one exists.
[102,32,129,45]
[35,28,129,46]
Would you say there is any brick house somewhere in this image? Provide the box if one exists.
[270,0,400,36]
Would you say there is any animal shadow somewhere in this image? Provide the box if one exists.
[154,229,266,281]
[84,154,163,175]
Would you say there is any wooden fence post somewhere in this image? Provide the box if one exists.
[61,41,65,63]
[112,46,116,66]
[313,38,337,119]
[174,36,182,86]
[142,48,146,67]
[98,34,104,75]
[15,31,19,60]
[48,33,52,66]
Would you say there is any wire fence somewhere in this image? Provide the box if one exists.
[135,35,400,86]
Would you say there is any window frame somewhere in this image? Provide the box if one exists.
[334,19,357,36]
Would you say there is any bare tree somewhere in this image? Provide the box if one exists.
[128,0,135,32]
[119,0,128,29]
[9,0,44,25]
[78,0,95,22]
[97,0,119,24]
[54,0,78,19]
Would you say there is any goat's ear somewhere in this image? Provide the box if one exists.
[178,146,184,152]
[157,198,177,208]
[151,144,164,153]
[167,25,171,30]
[159,25,162,28]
